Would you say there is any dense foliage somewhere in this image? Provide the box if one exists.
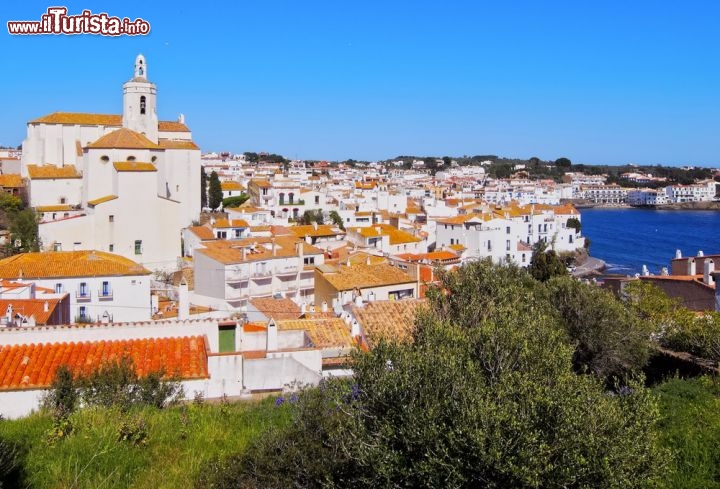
[201,260,669,488]
[221,194,249,209]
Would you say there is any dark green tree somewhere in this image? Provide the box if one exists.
[207,171,223,211]
[566,217,581,233]
[554,157,572,169]
[243,152,259,164]
[9,209,39,253]
[328,210,344,230]
[528,242,567,282]
[545,275,656,380]
[200,167,208,209]
[201,260,668,488]
[297,209,324,225]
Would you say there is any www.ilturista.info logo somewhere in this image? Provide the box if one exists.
[7,7,150,36]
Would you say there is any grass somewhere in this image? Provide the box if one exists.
[5,378,720,488]
[654,376,720,489]
[0,397,290,489]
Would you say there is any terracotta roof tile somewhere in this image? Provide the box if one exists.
[220,181,244,191]
[36,205,73,212]
[113,161,157,172]
[352,299,426,348]
[188,225,216,240]
[87,128,159,149]
[352,224,421,245]
[0,297,63,325]
[31,112,122,126]
[249,297,301,320]
[0,174,23,188]
[158,121,191,132]
[0,250,150,279]
[27,164,81,180]
[87,195,118,206]
[290,224,346,238]
[0,336,208,390]
[158,139,198,150]
[319,263,416,291]
[276,318,353,349]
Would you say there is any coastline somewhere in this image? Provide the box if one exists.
[570,201,720,211]
[571,256,606,278]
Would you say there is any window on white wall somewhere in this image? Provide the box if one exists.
[134,240,142,255]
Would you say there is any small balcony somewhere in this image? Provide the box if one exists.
[227,273,249,285]
[76,290,91,302]
[98,289,113,301]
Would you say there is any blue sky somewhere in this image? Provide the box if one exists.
[2,1,719,165]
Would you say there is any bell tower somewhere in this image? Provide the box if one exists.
[122,54,158,143]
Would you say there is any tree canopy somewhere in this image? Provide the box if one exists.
[201,260,668,488]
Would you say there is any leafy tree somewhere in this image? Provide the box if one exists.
[554,157,572,169]
[207,171,223,211]
[201,260,668,488]
[528,241,567,282]
[442,156,452,167]
[545,276,656,380]
[328,210,344,230]
[42,365,79,417]
[296,209,324,225]
[566,217,581,233]
[222,194,249,209]
[9,209,39,253]
[243,152,259,164]
[200,167,208,209]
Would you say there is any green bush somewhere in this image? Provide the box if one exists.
[200,260,669,488]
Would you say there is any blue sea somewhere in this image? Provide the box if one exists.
[580,208,720,276]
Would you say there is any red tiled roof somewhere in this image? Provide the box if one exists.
[0,297,63,324]
[0,336,208,391]
[0,174,23,188]
[87,128,159,149]
[158,121,191,133]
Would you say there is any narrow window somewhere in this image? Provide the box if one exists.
[140,96,146,115]
[134,240,142,255]
[109,244,114,252]
[109,215,114,223]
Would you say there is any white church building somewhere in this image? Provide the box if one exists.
[20,55,201,270]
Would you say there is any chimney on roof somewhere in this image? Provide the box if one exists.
[296,240,304,261]
[375,226,381,234]
[300,302,306,315]
[687,258,696,276]
[266,319,278,351]
[242,246,247,261]
[178,113,185,124]
[313,221,318,231]
[321,301,328,313]
[178,277,190,320]
[271,237,277,257]
[5,304,12,324]
[676,249,682,259]
[698,250,704,257]
[704,259,715,286]
[43,301,49,313]
[366,254,371,265]
[641,265,649,276]
[351,320,361,338]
